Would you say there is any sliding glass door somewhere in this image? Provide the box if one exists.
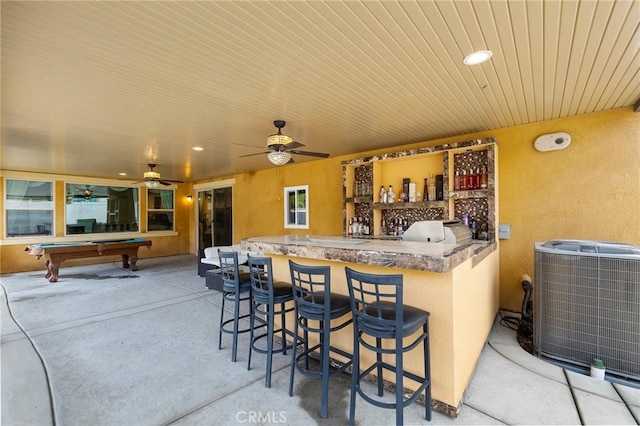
[197,185,233,255]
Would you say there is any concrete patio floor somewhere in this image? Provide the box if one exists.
[1,254,639,425]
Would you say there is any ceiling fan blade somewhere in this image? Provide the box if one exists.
[233,142,266,149]
[159,179,184,184]
[284,141,305,149]
[289,150,330,158]
[240,151,270,158]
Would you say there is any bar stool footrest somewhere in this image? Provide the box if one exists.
[221,314,252,335]
[356,361,431,409]
[293,344,353,379]
[251,328,294,355]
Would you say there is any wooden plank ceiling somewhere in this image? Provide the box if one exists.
[1,0,638,182]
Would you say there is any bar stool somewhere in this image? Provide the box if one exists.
[288,260,353,419]
[344,266,431,425]
[246,255,295,388]
[218,251,252,362]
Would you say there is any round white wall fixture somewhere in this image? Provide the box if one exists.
[534,132,571,152]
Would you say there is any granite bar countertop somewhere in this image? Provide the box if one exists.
[241,235,496,273]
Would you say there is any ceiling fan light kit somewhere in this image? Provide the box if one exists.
[144,170,160,180]
[266,120,293,148]
[267,150,292,165]
[143,169,161,187]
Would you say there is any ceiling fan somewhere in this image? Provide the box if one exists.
[135,164,184,188]
[240,120,330,165]
[69,185,108,201]
[72,185,95,200]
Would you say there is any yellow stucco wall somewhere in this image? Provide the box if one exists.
[494,107,640,310]
[2,107,639,313]
[221,106,639,312]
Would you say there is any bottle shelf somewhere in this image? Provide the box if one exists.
[345,196,373,203]
[451,189,489,199]
[343,138,496,241]
[373,201,446,210]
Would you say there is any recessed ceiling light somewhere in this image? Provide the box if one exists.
[192,146,204,151]
[463,50,493,65]
[118,172,127,176]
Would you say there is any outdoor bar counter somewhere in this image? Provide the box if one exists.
[241,235,499,416]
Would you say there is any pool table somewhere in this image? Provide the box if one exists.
[25,238,152,283]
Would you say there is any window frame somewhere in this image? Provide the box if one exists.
[284,185,309,229]
[64,182,140,235]
[147,187,175,232]
[4,178,55,238]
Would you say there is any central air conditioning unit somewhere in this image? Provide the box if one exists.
[534,240,640,381]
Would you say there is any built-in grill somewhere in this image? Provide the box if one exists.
[402,220,472,244]
[444,221,473,244]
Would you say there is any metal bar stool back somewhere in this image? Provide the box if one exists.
[288,260,353,418]
[218,251,253,362]
[246,255,295,388]
[345,266,431,425]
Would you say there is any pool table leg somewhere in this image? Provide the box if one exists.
[45,259,59,283]
[129,254,139,271]
[121,254,139,271]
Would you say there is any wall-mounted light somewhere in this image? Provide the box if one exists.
[187,195,193,202]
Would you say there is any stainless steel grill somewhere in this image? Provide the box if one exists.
[534,240,640,381]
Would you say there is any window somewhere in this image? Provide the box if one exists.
[5,179,54,237]
[65,184,139,234]
[284,185,308,229]
[147,188,174,231]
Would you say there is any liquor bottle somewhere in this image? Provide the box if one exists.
[380,219,387,236]
[435,174,444,200]
[480,166,488,189]
[454,169,461,191]
[428,174,436,201]
[468,168,477,190]
[387,185,396,203]
[461,170,468,190]
[423,178,429,202]
[348,218,353,236]
[402,178,410,202]
[380,186,387,203]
